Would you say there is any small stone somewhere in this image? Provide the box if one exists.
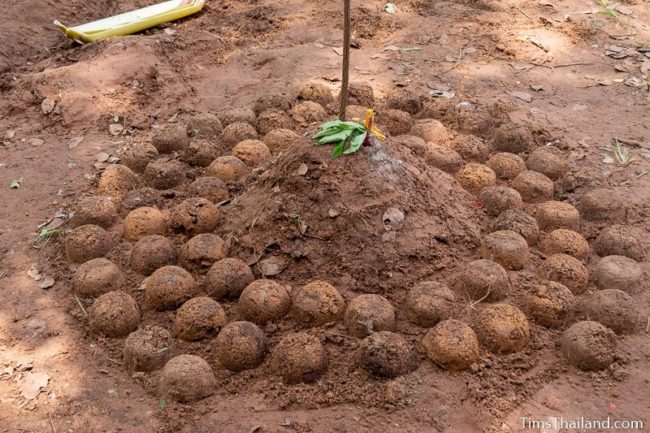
[259,256,288,277]
[383,207,405,231]
[109,124,124,136]
[41,98,56,115]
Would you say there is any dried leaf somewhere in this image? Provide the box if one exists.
[384,2,396,13]
[20,372,49,400]
[38,276,55,289]
[507,91,533,103]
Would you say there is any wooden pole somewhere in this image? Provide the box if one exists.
[338,0,351,120]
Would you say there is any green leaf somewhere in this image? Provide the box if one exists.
[318,130,353,144]
[331,141,345,158]
[343,131,366,154]
[159,399,166,410]
[9,178,21,189]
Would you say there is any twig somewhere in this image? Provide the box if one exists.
[442,46,464,74]
[74,295,88,318]
[338,0,351,120]
[106,358,123,365]
[614,137,649,149]
[516,5,532,19]
[550,61,593,68]
[48,413,57,433]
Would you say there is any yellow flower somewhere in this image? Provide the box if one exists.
[362,109,386,141]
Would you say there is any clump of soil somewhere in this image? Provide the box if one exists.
[119,188,163,217]
[593,255,642,294]
[205,258,255,300]
[479,230,529,270]
[214,321,267,371]
[526,147,569,180]
[455,163,497,194]
[71,195,119,228]
[385,89,421,114]
[560,321,617,371]
[179,234,229,269]
[422,319,480,371]
[493,209,539,245]
[130,234,178,275]
[123,207,167,241]
[391,135,429,156]
[238,279,291,324]
[291,101,327,125]
[424,145,463,173]
[535,201,580,232]
[152,124,190,153]
[73,258,125,298]
[254,93,292,114]
[175,297,228,341]
[579,188,627,222]
[262,128,300,152]
[451,134,489,162]
[479,186,523,216]
[159,355,216,402]
[473,304,529,353]
[88,291,141,337]
[188,176,230,203]
[123,325,173,372]
[120,142,159,173]
[594,225,647,261]
[492,124,534,153]
[186,112,223,138]
[220,122,259,146]
[356,331,416,378]
[207,156,250,182]
[97,164,139,199]
[346,82,375,107]
[410,119,451,144]
[298,82,335,107]
[169,198,220,235]
[486,152,526,180]
[144,266,197,311]
[458,259,511,302]
[181,139,221,167]
[271,332,327,384]
[219,107,257,127]
[344,294,396,337]
[65,224,113,263]
[576,289,639,335]
[404,281,456,327]
[538,254,588,295]
[540,229,589,259]
[522,281,574,328]
[143,158,185,190]
[292,281,346,327]
[257,108,293,135]
[232,139,272,167]
[378,109,413,135]
[511,170,554,203]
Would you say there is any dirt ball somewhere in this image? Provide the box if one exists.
[142,158,185,190]
[459,259,511,302]
[379,109,413,135]
[538,254,589,295]
[88,291,141,337]
[152,123,190,153]
[215,321,267,371]
[218,107,257,127]
[253,93,292,114]
[486,152,527,180]
[479,230,529,270]
[73,258,125,298]
[207,155,249,182]
[97,164,139,199]
[175,297,228,341]
[455,163,497,195]
[291,101,327,125]
[535,201,580,232]
[181,139,221,167]
[593,255,643,295]
[451,134,490,162]
[560,321,617,371]
[257,108,293,136]
[262,128,300,152]
[71,195,119,228]
[422,320,480,371]
[410,119,451,144]
[511,170,554,203]
[238,279,291,324]
[220,121,258,146]
[577,289,639,335]
[298,82,334,107]
[123,325,172,372]
[424,144,463,173]
[522,281,574,328]
[271,332,327,384]
[292,281,346,327]
[344,294,396,338]
[145,266,198,311]
[493,209,540,246]
[492,124,534,153]
[118,187,162,217]
[594,225,647,261]
[346,82,375,107]
[130,234,178,275]
[392,134,429,156]
[169,198,220,235]
[205,258,255,300]
[179,233,229,269]
[579,188,627,223]
[474,304,529,353]
[159,355,216,402]
[65,224,112,263]
[526,147,569,180]
[120,142,159,173]
[479,186,523,216]
[540,229,589,259]
[186,112,223,138]
[385,89,421,115]
[123,207,167,241]
[232,139,271,167]
[404,281,456,327]
[188,176,230,203]
[356,331,416,378]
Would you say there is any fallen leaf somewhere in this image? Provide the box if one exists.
[38,276,55,289]
[530,84,545,92]
[109,124,124,136]
[68,136,84,150]
[259,256,288,277]
[163,28,177,36]
[95,152,110,163]
[384,2,396,13]
[296,163,308,176]
[27,264,42,281]
[332,47,343,56]
[41,98,56,115]
[429,89,455,98]
[507,91,533,103]
[312,42,325,48]
[328,208,341,218]
[5,129,15,139]
[20,372,49,400]
[10,178,22,189]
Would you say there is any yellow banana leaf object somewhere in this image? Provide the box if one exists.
[54,0,206,43]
